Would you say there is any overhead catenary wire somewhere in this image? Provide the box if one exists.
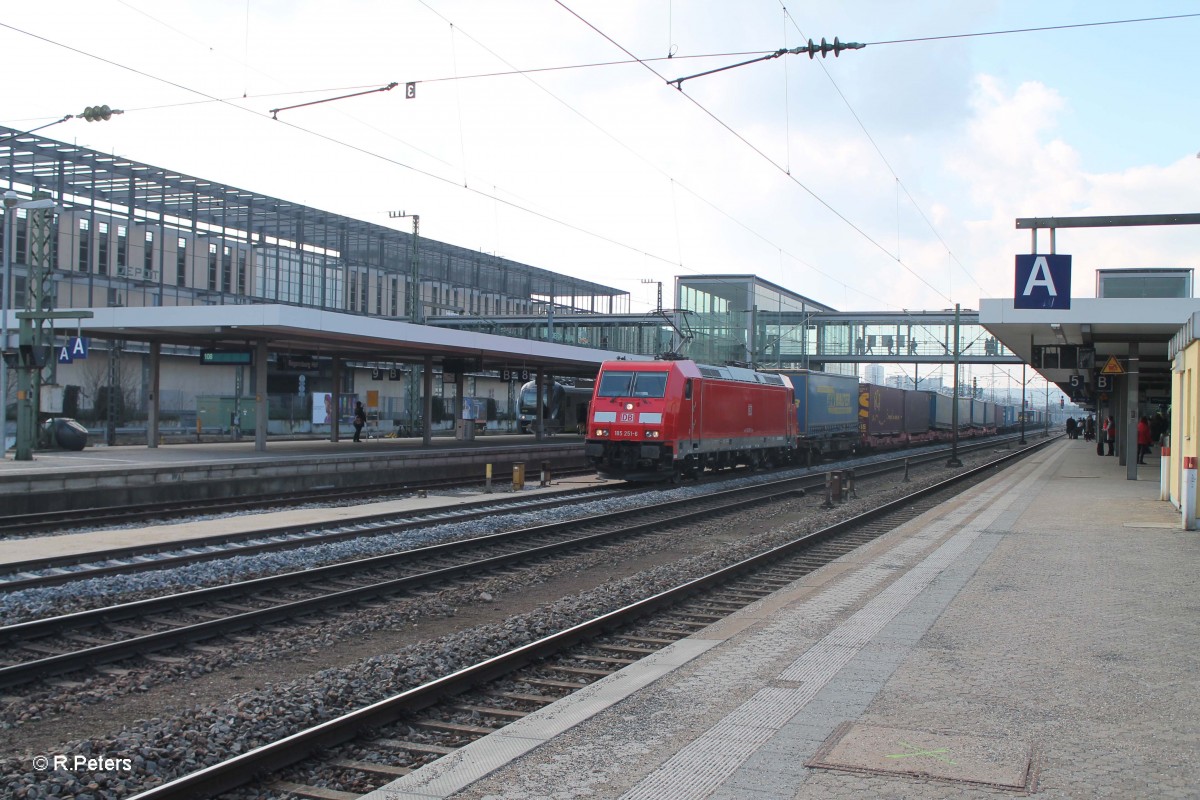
[0,37,816,340]
[0,21,979,317]
[867,11,1200,47]
[412,0,890,308]
[0,19,681,278]
[553,0,953,306]
[9,9,1180,316]
[777,4,986,304]
[269,82,398,118]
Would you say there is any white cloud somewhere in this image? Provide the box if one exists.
[943,76,1200,306]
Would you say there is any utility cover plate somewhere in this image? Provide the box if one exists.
[807,722,1035,791]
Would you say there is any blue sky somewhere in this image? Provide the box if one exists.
[2,0,1198,318]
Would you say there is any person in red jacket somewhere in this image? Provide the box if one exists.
[1137,416,1152,464]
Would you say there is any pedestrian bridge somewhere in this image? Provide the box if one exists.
[429,308,1022,370]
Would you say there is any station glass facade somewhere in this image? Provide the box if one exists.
[676,275,834,367]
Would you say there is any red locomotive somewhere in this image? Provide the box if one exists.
[584,359,797,481]
[585,360,1031,482]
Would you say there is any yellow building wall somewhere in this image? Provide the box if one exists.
[1168,340,1200,517]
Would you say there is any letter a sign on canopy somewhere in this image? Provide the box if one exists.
[1014,254,1071,310]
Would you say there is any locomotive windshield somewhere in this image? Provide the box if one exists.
[596,370,668,398]
[518,384,541,412]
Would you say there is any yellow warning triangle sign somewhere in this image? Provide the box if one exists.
[1101,355,1125,374]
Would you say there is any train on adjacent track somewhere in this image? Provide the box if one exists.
[583,358,1042,482]
[518,379,593,434]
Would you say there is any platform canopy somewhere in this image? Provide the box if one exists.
[979,297,1200,404]
[40,304,651,376]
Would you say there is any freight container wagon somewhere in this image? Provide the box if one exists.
[930,393,955,430]
[970,398,989,428]
[859,383,906,447]
[771,370,860,460]
[904,388,932,434]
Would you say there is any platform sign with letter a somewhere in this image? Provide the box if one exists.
[57,336,90,364]
[1015,254,1071,309]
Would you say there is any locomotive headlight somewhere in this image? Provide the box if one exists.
[595,428,608,436]
[625,402,634,411]
[646,430,660,438]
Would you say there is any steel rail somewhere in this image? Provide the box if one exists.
[125,435,1054,800]
[0,480,803,688]
[0,485,625,590]
[1,433,1032,594]
[0,466,599,536]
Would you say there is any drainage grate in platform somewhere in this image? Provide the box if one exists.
[807,722,1037,792]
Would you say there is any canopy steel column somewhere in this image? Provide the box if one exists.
[331,357,341,443]
[535,366,546,442]
[147,341,161,447]
[1126,343,1139,481]
[255,339,268,452]
[421,354,433,446]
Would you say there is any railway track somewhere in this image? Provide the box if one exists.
[2,434,1030,592]
[0,466,599,537]
[124,433,1053,800]
[0,476,812,689]
[0,436,1039,694]
[0,484,626,591]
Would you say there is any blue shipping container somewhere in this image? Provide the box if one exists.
[777,371,859,438]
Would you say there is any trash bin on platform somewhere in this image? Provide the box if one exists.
[42,417,89,451]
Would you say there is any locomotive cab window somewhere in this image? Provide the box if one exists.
[597,371,634,397]
[596,371,668,398]
[632,372,667,398]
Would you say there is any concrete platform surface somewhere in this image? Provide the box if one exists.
[0,434,579,476]
[363,438,1199,800]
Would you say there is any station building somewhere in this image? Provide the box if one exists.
[2,124,1022,446]
[0,124,633,436]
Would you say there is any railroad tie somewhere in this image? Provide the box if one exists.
[413,719,497,736]
[451,703,528,719]
[372,738,456,755]
[327,757,412,777]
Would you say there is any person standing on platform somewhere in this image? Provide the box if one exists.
[1137,416,1151,464]
[353,401,367,442]
[1103,415,1116,456]
[1150,410,1166,450]
[1085,414,1095,442]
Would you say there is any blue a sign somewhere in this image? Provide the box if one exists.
[1015,254,1071,309]
[57,336,90,364]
